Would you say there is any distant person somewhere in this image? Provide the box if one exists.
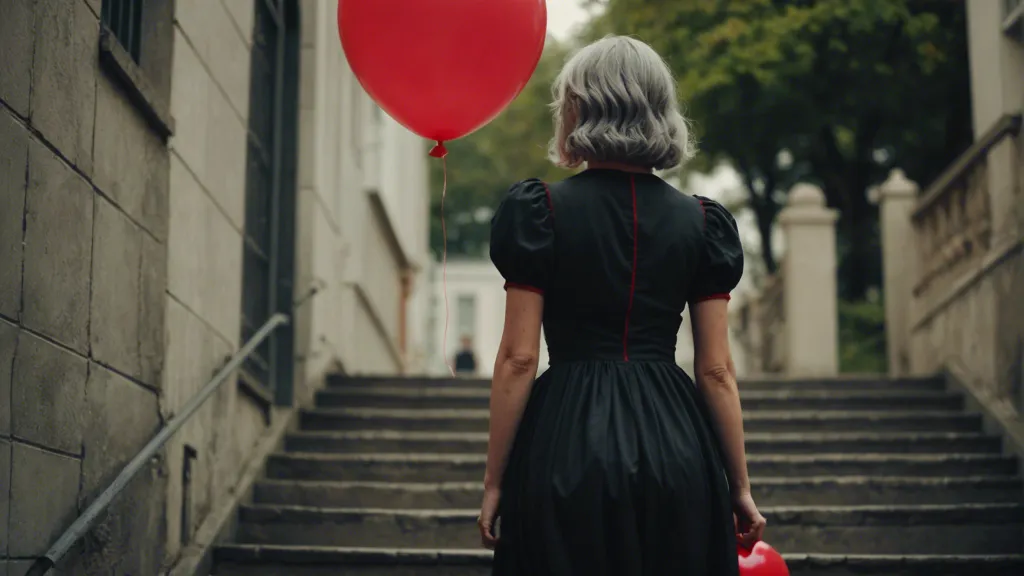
[477,36,764,575]
[453,336,478,375]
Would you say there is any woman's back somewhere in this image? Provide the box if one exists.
[491,169,742,364]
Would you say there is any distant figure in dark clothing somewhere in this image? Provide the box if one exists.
[454,336,478,375]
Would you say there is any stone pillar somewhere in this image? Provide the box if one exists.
[877,170,919,376]
[779,184,840,376]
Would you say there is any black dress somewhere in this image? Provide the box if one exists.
[489,169,744,576]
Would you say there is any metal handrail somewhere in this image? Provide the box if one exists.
[26,313,290,576]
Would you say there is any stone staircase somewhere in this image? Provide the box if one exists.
[213,375,1024,575]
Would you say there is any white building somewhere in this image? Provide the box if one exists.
[419,257,757,378]
[420,259,551,377]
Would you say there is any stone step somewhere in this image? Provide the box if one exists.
[235,503,1024,554]
[327,374,947,393]
[254,476,1024,510]
[328,375,491,389]
[285,430,1003,455]
[215,546,1024,576]
[314,387,964,411]
[265,452,1017,483]
[300,408,982,434]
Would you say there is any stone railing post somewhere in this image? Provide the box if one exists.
[877,169,919,376]
[779,184,840,376]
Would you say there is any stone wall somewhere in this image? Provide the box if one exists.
[909,247,1024,410]
[162,0,273,566]
[0,0,170,573]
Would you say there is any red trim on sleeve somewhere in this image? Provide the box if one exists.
[695,293,731,302]
[504,282,544,295]
[542,181,555,217]
[697,197,707,231]
[623,175,639,361]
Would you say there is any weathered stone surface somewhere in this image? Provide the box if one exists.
[82,363,161,495]
[162,297,235,557]
[167,155,243,344]
[82,0,101,16]
[70,463,167,576]
[0,320,15,435]
[77,365,165,576]
[0,0,35,116]
[30,0,98,175]
[0,438,10,555]
[139,231,167,386]
[205,2,251,120]
[22,140,94,354]
[89,197,142,378]
[8,442,81,557]
[89,197,166,386]
[11,331,87,454]
[222,0,255,47]
[203,84,247,230]
[0,110,29,319]
[92,72,170,241]
[168,28,210,185]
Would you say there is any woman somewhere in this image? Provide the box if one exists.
[478,36,766,575]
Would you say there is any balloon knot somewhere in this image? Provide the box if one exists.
[429,141,448,158]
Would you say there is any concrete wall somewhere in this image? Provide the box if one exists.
[1,0,433,574]
[1,0,169,573]
[162,0,271,567]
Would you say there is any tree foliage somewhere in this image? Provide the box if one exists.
[428,39,575,258]
[587,0,972,299]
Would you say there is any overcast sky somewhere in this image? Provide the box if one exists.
[548,1,592,40]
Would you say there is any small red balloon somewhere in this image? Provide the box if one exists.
[338,0,547,143]
[738,541,790,576]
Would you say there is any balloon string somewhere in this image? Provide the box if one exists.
[440,154,456,377]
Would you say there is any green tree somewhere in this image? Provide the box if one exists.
[428,39,575,258]
[586,0,972,300]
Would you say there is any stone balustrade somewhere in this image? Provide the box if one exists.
[735,183,839,376]
[878,114,1022,439]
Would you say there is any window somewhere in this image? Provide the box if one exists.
[1007,0,1024,40]
[240,0,301,405]
[97,0,174,137]
[457,294,477,340]
[101,0,143,62]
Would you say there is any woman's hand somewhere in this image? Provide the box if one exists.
[478,487,501,549]
[733,491,767,549]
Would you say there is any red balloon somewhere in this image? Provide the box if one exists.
[338,0,547,144]
[738,541,790,576]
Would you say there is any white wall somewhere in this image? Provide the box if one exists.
[294,0,431,394]
[421,259,550,377]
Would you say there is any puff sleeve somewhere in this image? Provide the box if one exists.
[690,196,744,303]
[489,179,555,295]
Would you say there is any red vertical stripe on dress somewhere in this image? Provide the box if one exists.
[623,175,638,361]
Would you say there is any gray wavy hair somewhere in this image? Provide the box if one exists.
[548,36,697,170]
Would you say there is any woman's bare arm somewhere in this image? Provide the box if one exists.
[483,288,544,491]
[691,298,766,545]
[690,299,750,496]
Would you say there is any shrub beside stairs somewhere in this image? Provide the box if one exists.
[212,375,1024,575]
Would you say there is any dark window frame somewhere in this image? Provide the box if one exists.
[100,0,143,63]
[1006,0,1024,41]
[97,0,175,138]
[239,0,301,408]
